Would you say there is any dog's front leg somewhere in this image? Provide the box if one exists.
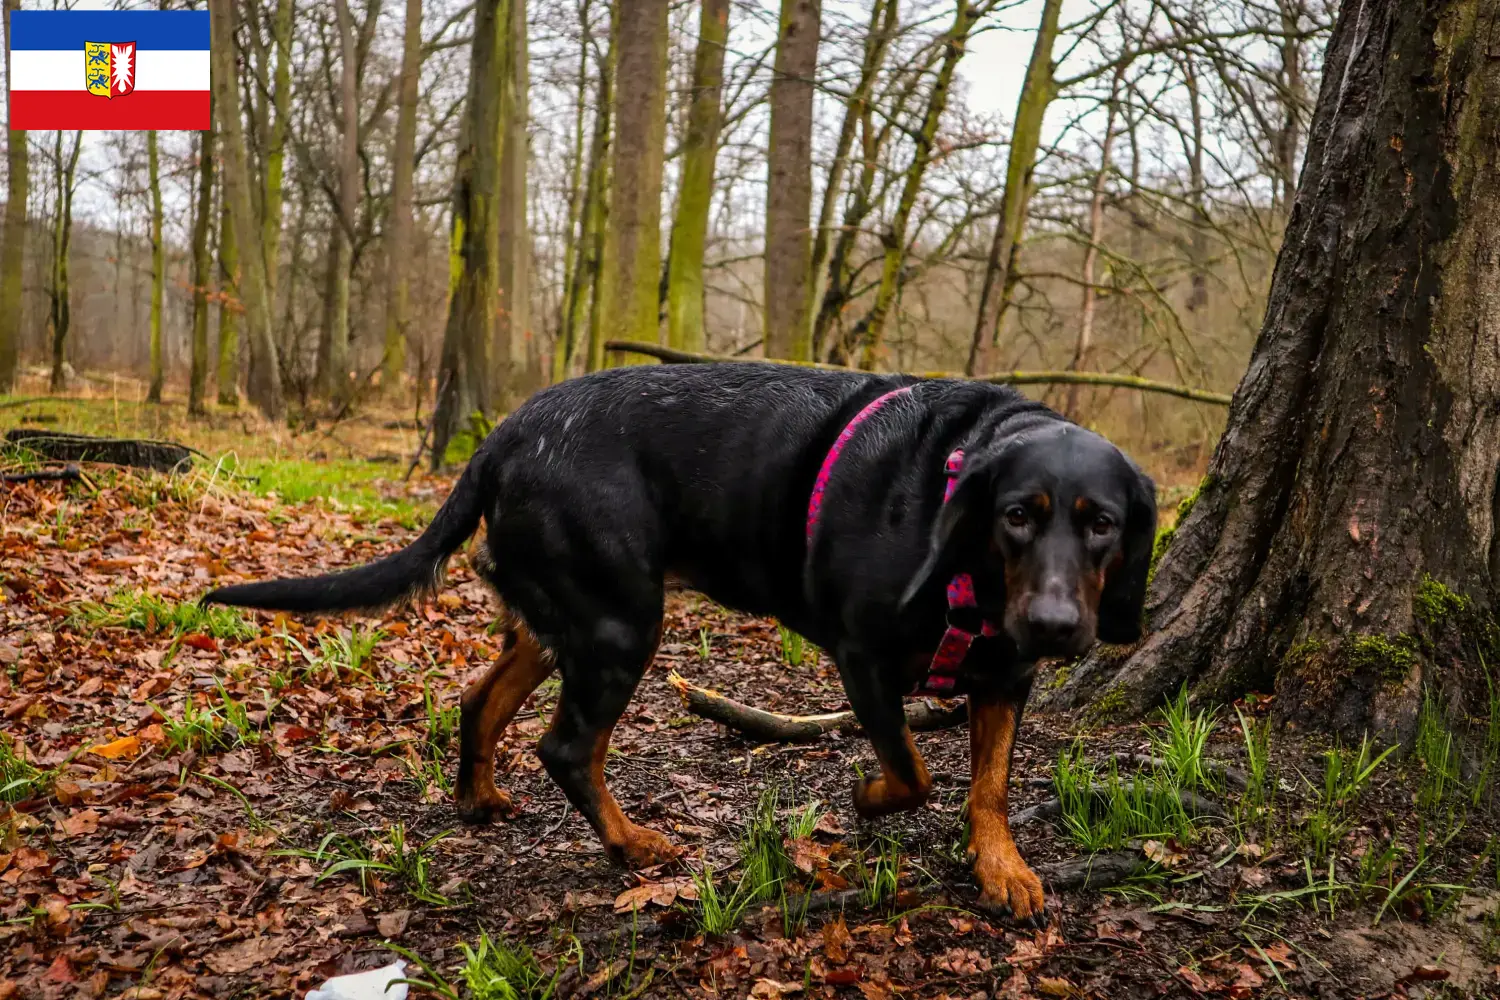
[837,653,933,817]
[968,683,1046,924]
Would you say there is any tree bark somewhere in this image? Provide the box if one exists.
[855,0,981,370]
[495,0,530,404]
[552,0,595,381]
[664,0,729,354]
[47,132,81,393]
[210,0,284,418]
[580,7,617,374]
[189,127,216,417]
[762,0,820,362]
[1038,0,1500,743]
[598,0,670,366]
[964,0,1062,376]
[262,0,292,310]
[807,0,896,362]
[431,0,510,467]
[0,0,25,392]
[383,0,423,391]
[216,196,241,408]
[318,0,360,402]
[146,132,166,404]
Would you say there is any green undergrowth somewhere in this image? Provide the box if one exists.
[231,456,430,529]
[68,589,256,639]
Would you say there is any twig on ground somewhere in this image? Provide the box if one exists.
[667,671,965,742]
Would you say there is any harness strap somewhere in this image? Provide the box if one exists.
[805,393,999,696]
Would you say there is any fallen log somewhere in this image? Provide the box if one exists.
[4,430,201,473]
[605,340,1232,407]
[1,463,83,484]
[666,671,965,742]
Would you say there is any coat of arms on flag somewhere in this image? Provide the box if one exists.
[84,42,137,99]
[8,11,209,129]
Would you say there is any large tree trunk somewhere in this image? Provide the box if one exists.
[579,6,617,374]
[664,0,729,354]
[189,127,216,417]
[431,0,510,467]
[47,132,81,394]
[598,0,669,366]
[0,0,24,392]
[1039,0,1500,743]
[552,0,596,381]
[964,0,1061,376]
[262,0,293,309]
[383,0,422,391]
[146,131,166,404]
[210,0,283,418]
[762,0,820,362]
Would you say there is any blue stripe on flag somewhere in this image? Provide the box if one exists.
[9,11,210,51]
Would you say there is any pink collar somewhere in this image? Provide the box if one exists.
[806,387,998,695]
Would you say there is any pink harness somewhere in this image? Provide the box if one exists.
[806,387,999,695]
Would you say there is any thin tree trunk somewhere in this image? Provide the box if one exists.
[431,0,510,468]
[319,0,359,402]
[495,0,529,405]
[384,0,422,391]
[1064,64,1125,418]
[1274,0,1303,223]
[48,132,81,393]
[581,7,618,373]
[210,0,283,418]
[598,0,670,366]
[262,0,293,311]
[964,0,1062,376]
[552,0,594,382]
[856,0,980,370]
[146,132,166,403]
[762,0,820,361]
[217,197,241,407]
[189,127,216,417]
[807,0,896,361]
[0,0,26,392]
[664,0,729,353]
[1183,54,1209,312]
[1040,0,1500,743]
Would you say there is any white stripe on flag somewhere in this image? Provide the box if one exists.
[9,50,210,92]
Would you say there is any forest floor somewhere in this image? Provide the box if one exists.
[2,384,1500,1000]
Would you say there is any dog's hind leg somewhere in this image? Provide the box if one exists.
[537,617,680,869]
[836,650,933,817]
[455,623,554,823]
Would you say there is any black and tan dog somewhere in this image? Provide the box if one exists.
[203,364,1155,922]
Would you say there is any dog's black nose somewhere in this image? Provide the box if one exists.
[1026,595,1081,646]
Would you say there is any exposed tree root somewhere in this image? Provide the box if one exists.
[666,671,966,742]
[1035,850,1152,891]
[5,430,202,473]
[1011,783,1226,829]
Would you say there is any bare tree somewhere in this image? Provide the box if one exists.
[0,0,25,391]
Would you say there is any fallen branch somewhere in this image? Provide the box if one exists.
[1108,753,1249,792]
[1035,851,1152,891]
[1,464,83,484]
[667,671,965,742]
[605,340,1232,407]
[4,430,201,473]
[1012,782,1225,829]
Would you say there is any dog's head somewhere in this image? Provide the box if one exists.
[900,423,1156,660]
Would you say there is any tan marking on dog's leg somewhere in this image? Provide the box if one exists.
[581,723,681,868]
[853,728,933,817]
[968,694,1046,922]
[456,626,553,823]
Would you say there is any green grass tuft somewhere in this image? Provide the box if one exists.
[69,590,256,640]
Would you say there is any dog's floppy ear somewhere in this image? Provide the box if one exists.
[1096,464,1158,644]
[898,466,991,613]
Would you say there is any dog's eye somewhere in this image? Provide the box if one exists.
[1004,506,1029,529]
[1091,513,1116,536]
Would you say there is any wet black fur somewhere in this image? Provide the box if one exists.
[203,365,1155,856]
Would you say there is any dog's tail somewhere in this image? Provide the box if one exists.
[201,459,487,614]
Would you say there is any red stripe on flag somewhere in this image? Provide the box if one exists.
[9,91,210,130]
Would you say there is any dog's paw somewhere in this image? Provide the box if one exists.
[852,776,930,818]
[974,856,1047,926]
[611,824,682,869]
[455,786,513,825]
